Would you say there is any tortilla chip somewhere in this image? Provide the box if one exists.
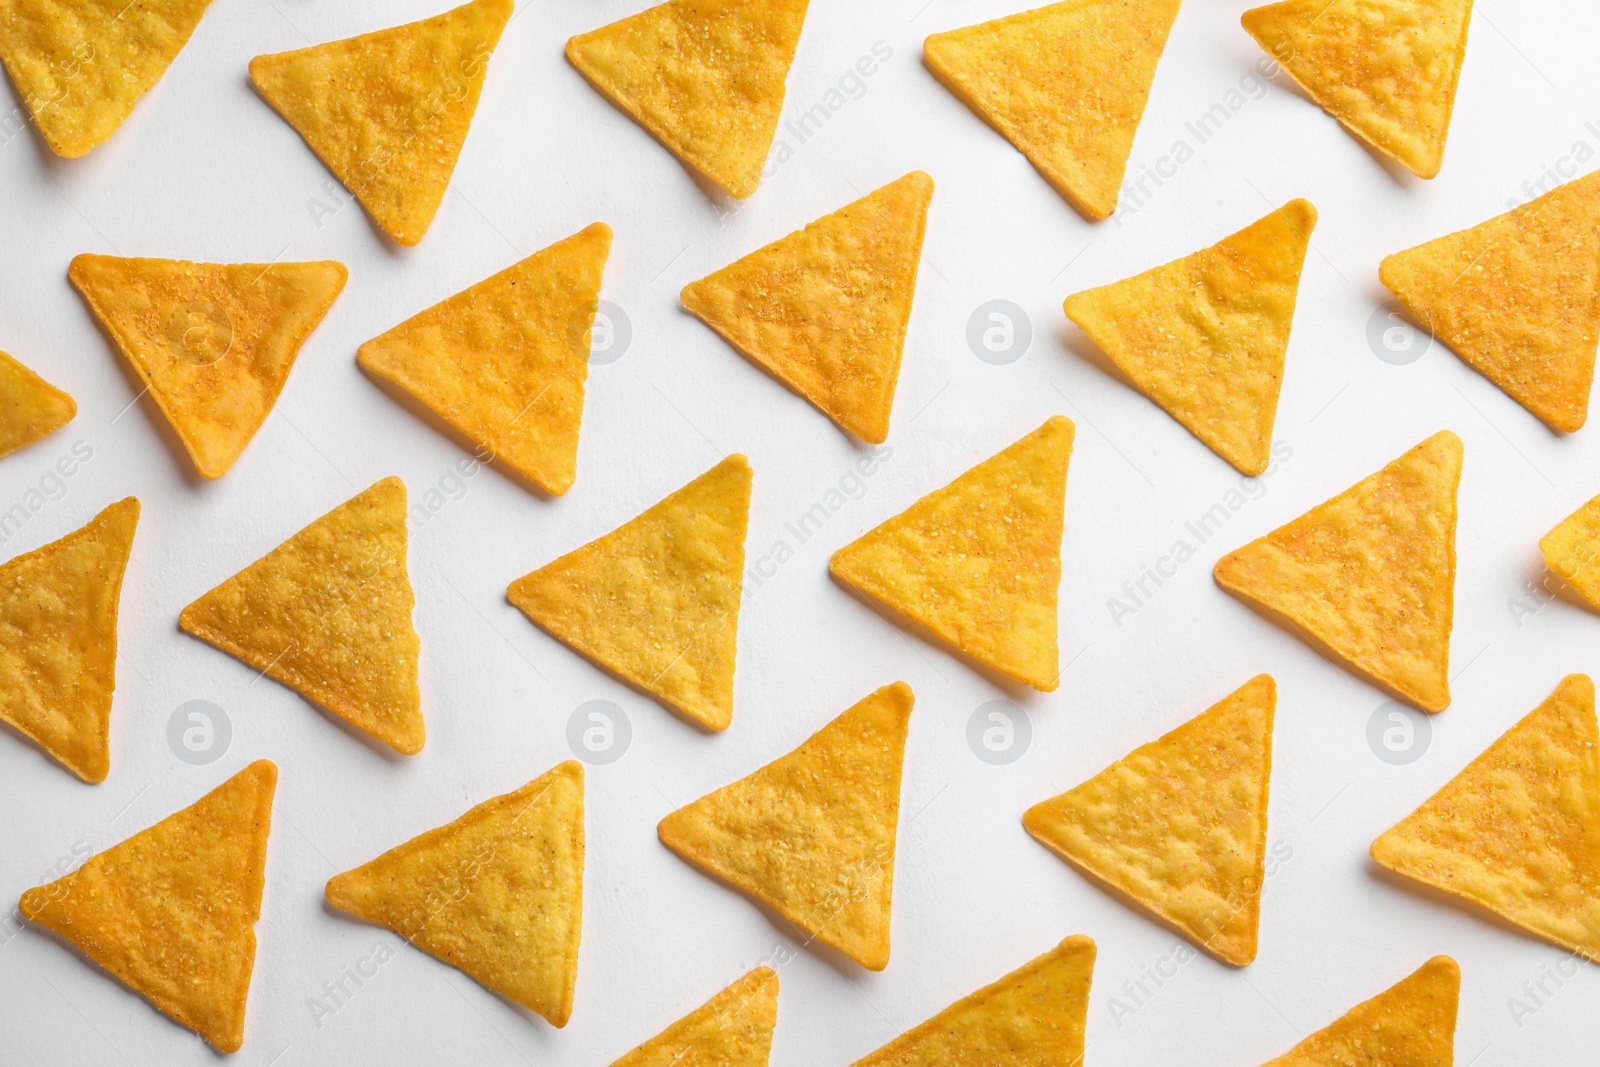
[658,682,912,970]
[610,967,778,1067]
[1065,200,1315,475]
[1379,169,1600,432]
[924,0,1182,220]
[69,254,347,479]
[848,935,1094,1065]
[830,417,1072,690]
[1372,675,1600,959]
[1541,491,1600,612]
[566,0,809,199]
[359,224,612,496]
[250,0,513,246]
[326,761,584,1027]
[1214,431,1459,712]
[1258,956,1459,1066]
[1025,676,1275,965]
[180,477,423,754]
[0,497,136,783]
[1242,0,1472,179]
[681,172,932,443]
[0,348,75,458]
[20,760,277,1052]
[0,0,216,157]
[508,455,750,730]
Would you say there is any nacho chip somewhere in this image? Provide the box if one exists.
[359,224,612,496]
[70,254,347,479]
[0,497,136,783]
[924,0,1183,219]
[1541,491,1600,612]
[1214,431,1459,712]
[0,348,75,458]
[1242,0,1472,179]
[658,682,912,970]
[180,477,423,754]
[610,967,778,1067]
[1064,200,1315,475]
[849,935,1094,1066]
[1379,169,1600,432]
[566,0,809,198]
[1372,675,1600,959]
[250,0,513,246]
[1024,676,1275,965]
[508,456,750,730]
[681,172,932,443]
[830,417,1072,690]
[0,0,217,157]
[1258,956,1459,1067]
[20,760,277,1052]
[326,761,584,1027]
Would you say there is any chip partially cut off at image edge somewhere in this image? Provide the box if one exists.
[0,348,76,458]
[1541,490,1600,612]
[1256,956,1460,1066]
[608,967,778,1066]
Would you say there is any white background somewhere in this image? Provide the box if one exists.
[1,0,1599,1062]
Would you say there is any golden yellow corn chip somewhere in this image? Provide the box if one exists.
[830,417,1072,690]
[1024,676,1274,965]
[1215,431,1459,712]
[566,0,809,198]
[1065,200,1315,476]
[1242,0,1472,179]
[924,0,1182,220]
[1379,170,1600,432]
[0,348,75,458]
[610,967,778,1067]
[1541,491,1600,611]
[20,760,277,1052]
[1372,675,1600,960]
[326,760,584,1027]
[658,682,912,970]
[180,477,424,754]
[0,0,216,157]
[0,497,136,783]
[358,224,612,496]
[508,456,750,730]
[250,0,512,247]
[681,172,932,443]
[1257,956,1459,1067]
[848,935,1094,1066]
[70,254,347,479]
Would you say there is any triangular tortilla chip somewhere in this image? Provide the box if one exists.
[326,761,584,1027]
[20,760,277,1052]
[1372,675,1600,959]
[180,477,424,753]
[69,253,347,479]
[658,682,913,970]
[1214,431,1459,712]
[0,348,75,458]
[1064,200,1316,475]
[566,0,809,199]
[250,0,513,246]
[508,455,750,730]
[0,497,136,783]
[830,417,1073,690]
[848,936,1094,1065]
[611,968,778,1067]
[1024,676,1275,965]
[1379,170,1600,432]
[680,172,932,443]
[1258,956,1459,1066]
[1242,0,1472,179]
[359,224,612,496]
[0,0,217,157]
[1541,491,1600,611]
[924,0,1183,220]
